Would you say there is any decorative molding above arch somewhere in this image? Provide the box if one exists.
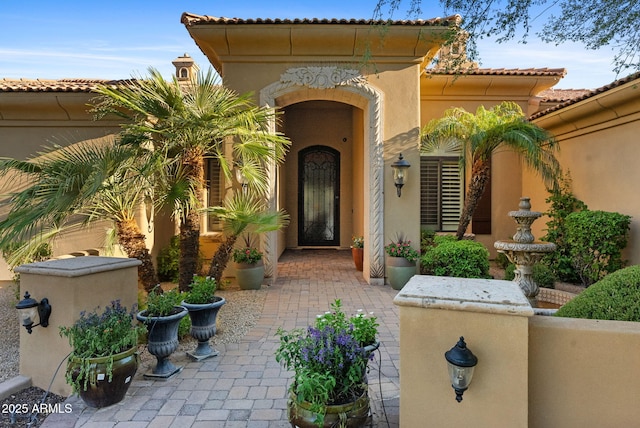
[260,66,385,285]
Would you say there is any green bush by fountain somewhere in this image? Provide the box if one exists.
[555,265,640,321]
[421,236,490,278]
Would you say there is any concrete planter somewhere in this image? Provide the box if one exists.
[386,256,416,290]
[181,297,226,360]
[234,260,264,290]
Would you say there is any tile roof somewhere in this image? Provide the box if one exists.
[425,67,567,78]
[180,13,461,27]
[0,78,126,93]
[530,71,640,119]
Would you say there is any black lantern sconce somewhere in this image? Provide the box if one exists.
[15,291,51,334]
[444,336,478,403]
[390,153,411,197]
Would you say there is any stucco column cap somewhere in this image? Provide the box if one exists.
[15,256,141,278]
[393,275,534,316]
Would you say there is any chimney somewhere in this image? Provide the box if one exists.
[172,53,199,81]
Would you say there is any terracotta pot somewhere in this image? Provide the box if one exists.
[234,260,264,290]
[181,297,226,360]
[67,347,138,408]
[351,247,364,271]
[288,390,370,428]
[386,256,416,290]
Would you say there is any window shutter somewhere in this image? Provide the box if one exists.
[420,157,463,232]
[207,158,222,231]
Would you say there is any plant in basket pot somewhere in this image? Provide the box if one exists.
[232,234,265,290]
[276,299,379,428]
[136,288,188,379]
[181,275,226,361]
[384,233,419,290]
[60,301,143,408]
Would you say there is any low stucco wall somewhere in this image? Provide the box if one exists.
[529,316,640,427]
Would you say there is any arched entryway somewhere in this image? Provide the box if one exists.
[260,66,385,285]
[298,146,340,246]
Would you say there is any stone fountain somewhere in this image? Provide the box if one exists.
[494,197,556,305]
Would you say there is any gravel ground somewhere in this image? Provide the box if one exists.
[0,279,267,428]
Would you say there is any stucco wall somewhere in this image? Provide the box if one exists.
[529,316,640,427]
[530,80,640,265]
[0,91,124,280]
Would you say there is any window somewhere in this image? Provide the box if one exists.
[420,156,463,232]
[206,158,223,231]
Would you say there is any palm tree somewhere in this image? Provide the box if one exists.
[206,191,289,285]
[421,101,561,240]
[0,141,160,291]
[92,68,289,291]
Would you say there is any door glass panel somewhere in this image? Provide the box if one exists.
[299,147,339,246]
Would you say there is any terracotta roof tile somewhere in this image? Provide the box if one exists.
[180,13,461,27]
[530,71,640,119]
[0,78,127,93]
[425,67,567,77]
[537,88,592,102]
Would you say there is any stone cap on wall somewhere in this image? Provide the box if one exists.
[15,256,141,278]
[393,275,534,317]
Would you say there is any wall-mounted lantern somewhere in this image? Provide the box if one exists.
[16,291,51,334]
[390,153,411,197]
[444,336,478,403]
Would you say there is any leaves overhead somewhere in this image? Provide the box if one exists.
[374,0,640,76]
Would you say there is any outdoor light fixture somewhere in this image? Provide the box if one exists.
[15,291,51,334]
[444,336,478,403]
[235,164,248,191]
[390,153,411,197]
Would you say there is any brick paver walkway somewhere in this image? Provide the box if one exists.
[42,250,400,427]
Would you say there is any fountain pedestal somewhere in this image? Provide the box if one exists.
[494,197,556,303]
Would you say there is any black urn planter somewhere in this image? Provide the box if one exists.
[136,306,188,379]
[181,296,226,361]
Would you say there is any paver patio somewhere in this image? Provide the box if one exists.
[41,249,401,427]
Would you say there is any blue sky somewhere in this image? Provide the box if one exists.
[0,0,621,89]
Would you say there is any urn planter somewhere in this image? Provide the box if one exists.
[386,256,416,290]
[67,347,138,408]
[234,260,264,290]
[136,306,188,379]
[181,296,226,361]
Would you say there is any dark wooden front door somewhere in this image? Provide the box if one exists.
[298,146,340,246]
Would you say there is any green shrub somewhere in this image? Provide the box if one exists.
[420,229,436,253]
[157,235,204,282]
[495,252,511,270]
[541,172,587,283]
[565,210,631,286]
[555,265,640,321]
[503,262,556,288]
[157,236,180,282]
[420,239,490,278]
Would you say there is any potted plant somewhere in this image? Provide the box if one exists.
[385,233,419,290]
[60,301,142,408]
[276,299,379,428]
[351,236,364,271]
[181,275,226,360]
[136,288,188,378]
[232,234,265,290]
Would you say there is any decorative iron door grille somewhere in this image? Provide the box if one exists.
[298,146,340,246]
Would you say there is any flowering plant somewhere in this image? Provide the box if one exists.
[232,246,263,264]
[384,233,419,262]
[183,275,217,304]
[275,299,378,427]
[60,301,143,393]
[351,236,364,249]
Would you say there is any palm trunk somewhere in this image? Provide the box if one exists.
[178,148,205,292]
[116,218,159,293]
[456,159,491,240]
[208,234,239,285]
